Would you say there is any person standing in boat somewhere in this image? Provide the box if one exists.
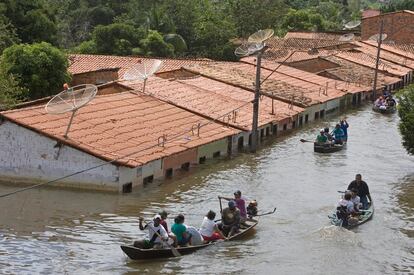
[347,174,372,210]
[134,214,169,249]
[219,200,241,237]
[171,214,192,247]
[333,124,345,144]
[199,210,227,242]
[219,190,247,222]
[340,119,349,142]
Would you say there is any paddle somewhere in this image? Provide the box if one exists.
[141,218,181,257]
[253,207,277,217]
[300,139,313,143]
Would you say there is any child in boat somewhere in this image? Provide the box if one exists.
[336,192,357,226]
[199,210,226,242]
[171,214,192,247]
[247,200,258,219]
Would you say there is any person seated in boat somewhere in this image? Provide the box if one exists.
[134,214,169,249]
[219,190,247,223]
[324,128,334,143]
[336,192,355,226]
[219,200,241,237]
[315,129,328,144]
[186,225,204,245]
[159,210,177,244]
[332,124,345,144]
[171,214,192,247]
[246,200,258,219]
[347,174,372,210]
[349,188,361,212]
[199,210,227,242]
[385,95,396,107]
[339,119,349,142]
[374,96,385,107]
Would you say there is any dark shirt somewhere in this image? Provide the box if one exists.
[222,207,240,226]
[340,122,349,137]
[160,219,169,233]
[348,180,370,198]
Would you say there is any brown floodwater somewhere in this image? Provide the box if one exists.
[0,105,413,274]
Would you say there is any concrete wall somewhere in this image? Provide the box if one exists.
[162,148,198,175]
[362,12,414,44]
[71,70,119,86]
[197,138,228,161]
[0,121,119,191]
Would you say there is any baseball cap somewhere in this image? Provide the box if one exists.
[228,200,236,208]
[153,214,162,220]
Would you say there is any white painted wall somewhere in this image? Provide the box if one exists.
[0,121,120,191]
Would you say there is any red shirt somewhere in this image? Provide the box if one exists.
[160,219,169,233]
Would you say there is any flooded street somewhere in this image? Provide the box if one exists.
[0,104,413,274]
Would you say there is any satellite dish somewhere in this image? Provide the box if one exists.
[369,33,388,42]
[339,33,355,42]
[45,84,98,138]
[235,42,264,57]
[248,29,274,44]
[344,20,361,29]
[123,59,163,93]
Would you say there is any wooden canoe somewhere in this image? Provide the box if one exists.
[121,219,258,260]
[314,142,346,153]
[372,105,396,114]
[328,203,374,229]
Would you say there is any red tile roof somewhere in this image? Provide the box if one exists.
[120,76,297,131]
[361,10,414,20]
[362,41,414,61]
[362,9,380,18]
[183,62,347,107]
[68,54,213,77]
[1,91,238,167]
[284,32,361,41]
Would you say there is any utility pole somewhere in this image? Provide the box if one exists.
[251,51,262,152]
[372,20,384,100]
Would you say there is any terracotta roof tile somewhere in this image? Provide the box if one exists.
[68,54,214,76]
[184,62,347,107]
[284,32,361,41]
[363,41,414,61]
[1,92,238,167]
[120,76,295,130]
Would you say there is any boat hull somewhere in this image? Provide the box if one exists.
[314,143,345,153]
[121,219,258,260]
[372,105,396,114]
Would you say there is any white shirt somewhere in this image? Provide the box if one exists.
[338,199,354,213]
[199,217,216,237]
[145,222,168,243]
[186,226,204,245]
[351,195,360,210]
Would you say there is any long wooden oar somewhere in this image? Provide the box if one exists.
[145,220,181,257]
[300,139,313,143]
[254,207,277,217]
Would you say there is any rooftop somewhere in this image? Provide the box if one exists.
[184,62,347,107]
[68,54,213,77]
[284,31,361,41]
[1,91,238,167]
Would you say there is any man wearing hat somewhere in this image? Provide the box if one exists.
[219,190,247,222]
[219,200,241,237]
[134,214,169,249]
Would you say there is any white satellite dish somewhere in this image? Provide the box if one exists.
[235,42,264,57]
[45,84,98,138]
[339,33,355,42]
[123,59,163,93]
[344,20,361,29]
[369,33,388,42]
[248,29,274,44]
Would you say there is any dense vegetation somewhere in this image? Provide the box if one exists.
[397,85,414,155]
[0,0,407,106]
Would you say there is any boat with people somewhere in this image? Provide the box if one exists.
[312,121,348,153]
[121,219,258,260]
[372,94,397,114]
[328,202,374,229]
[372,104,396,114]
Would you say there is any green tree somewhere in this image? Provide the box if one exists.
[92,23,145,55]
[397,85,414,155]
[1,42,71,100]
[381,0,414,12]
[282,8,326,31]
[140,30,174,57]
[0,66,28,110]
[3,0,58,44]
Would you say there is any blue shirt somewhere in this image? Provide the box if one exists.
[333,128,344,140]
[340,122,349,137]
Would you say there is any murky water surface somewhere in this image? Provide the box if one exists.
[1,105,413,274]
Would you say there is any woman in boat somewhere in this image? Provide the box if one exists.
[199,210,227,242]
[171,214,192,247]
